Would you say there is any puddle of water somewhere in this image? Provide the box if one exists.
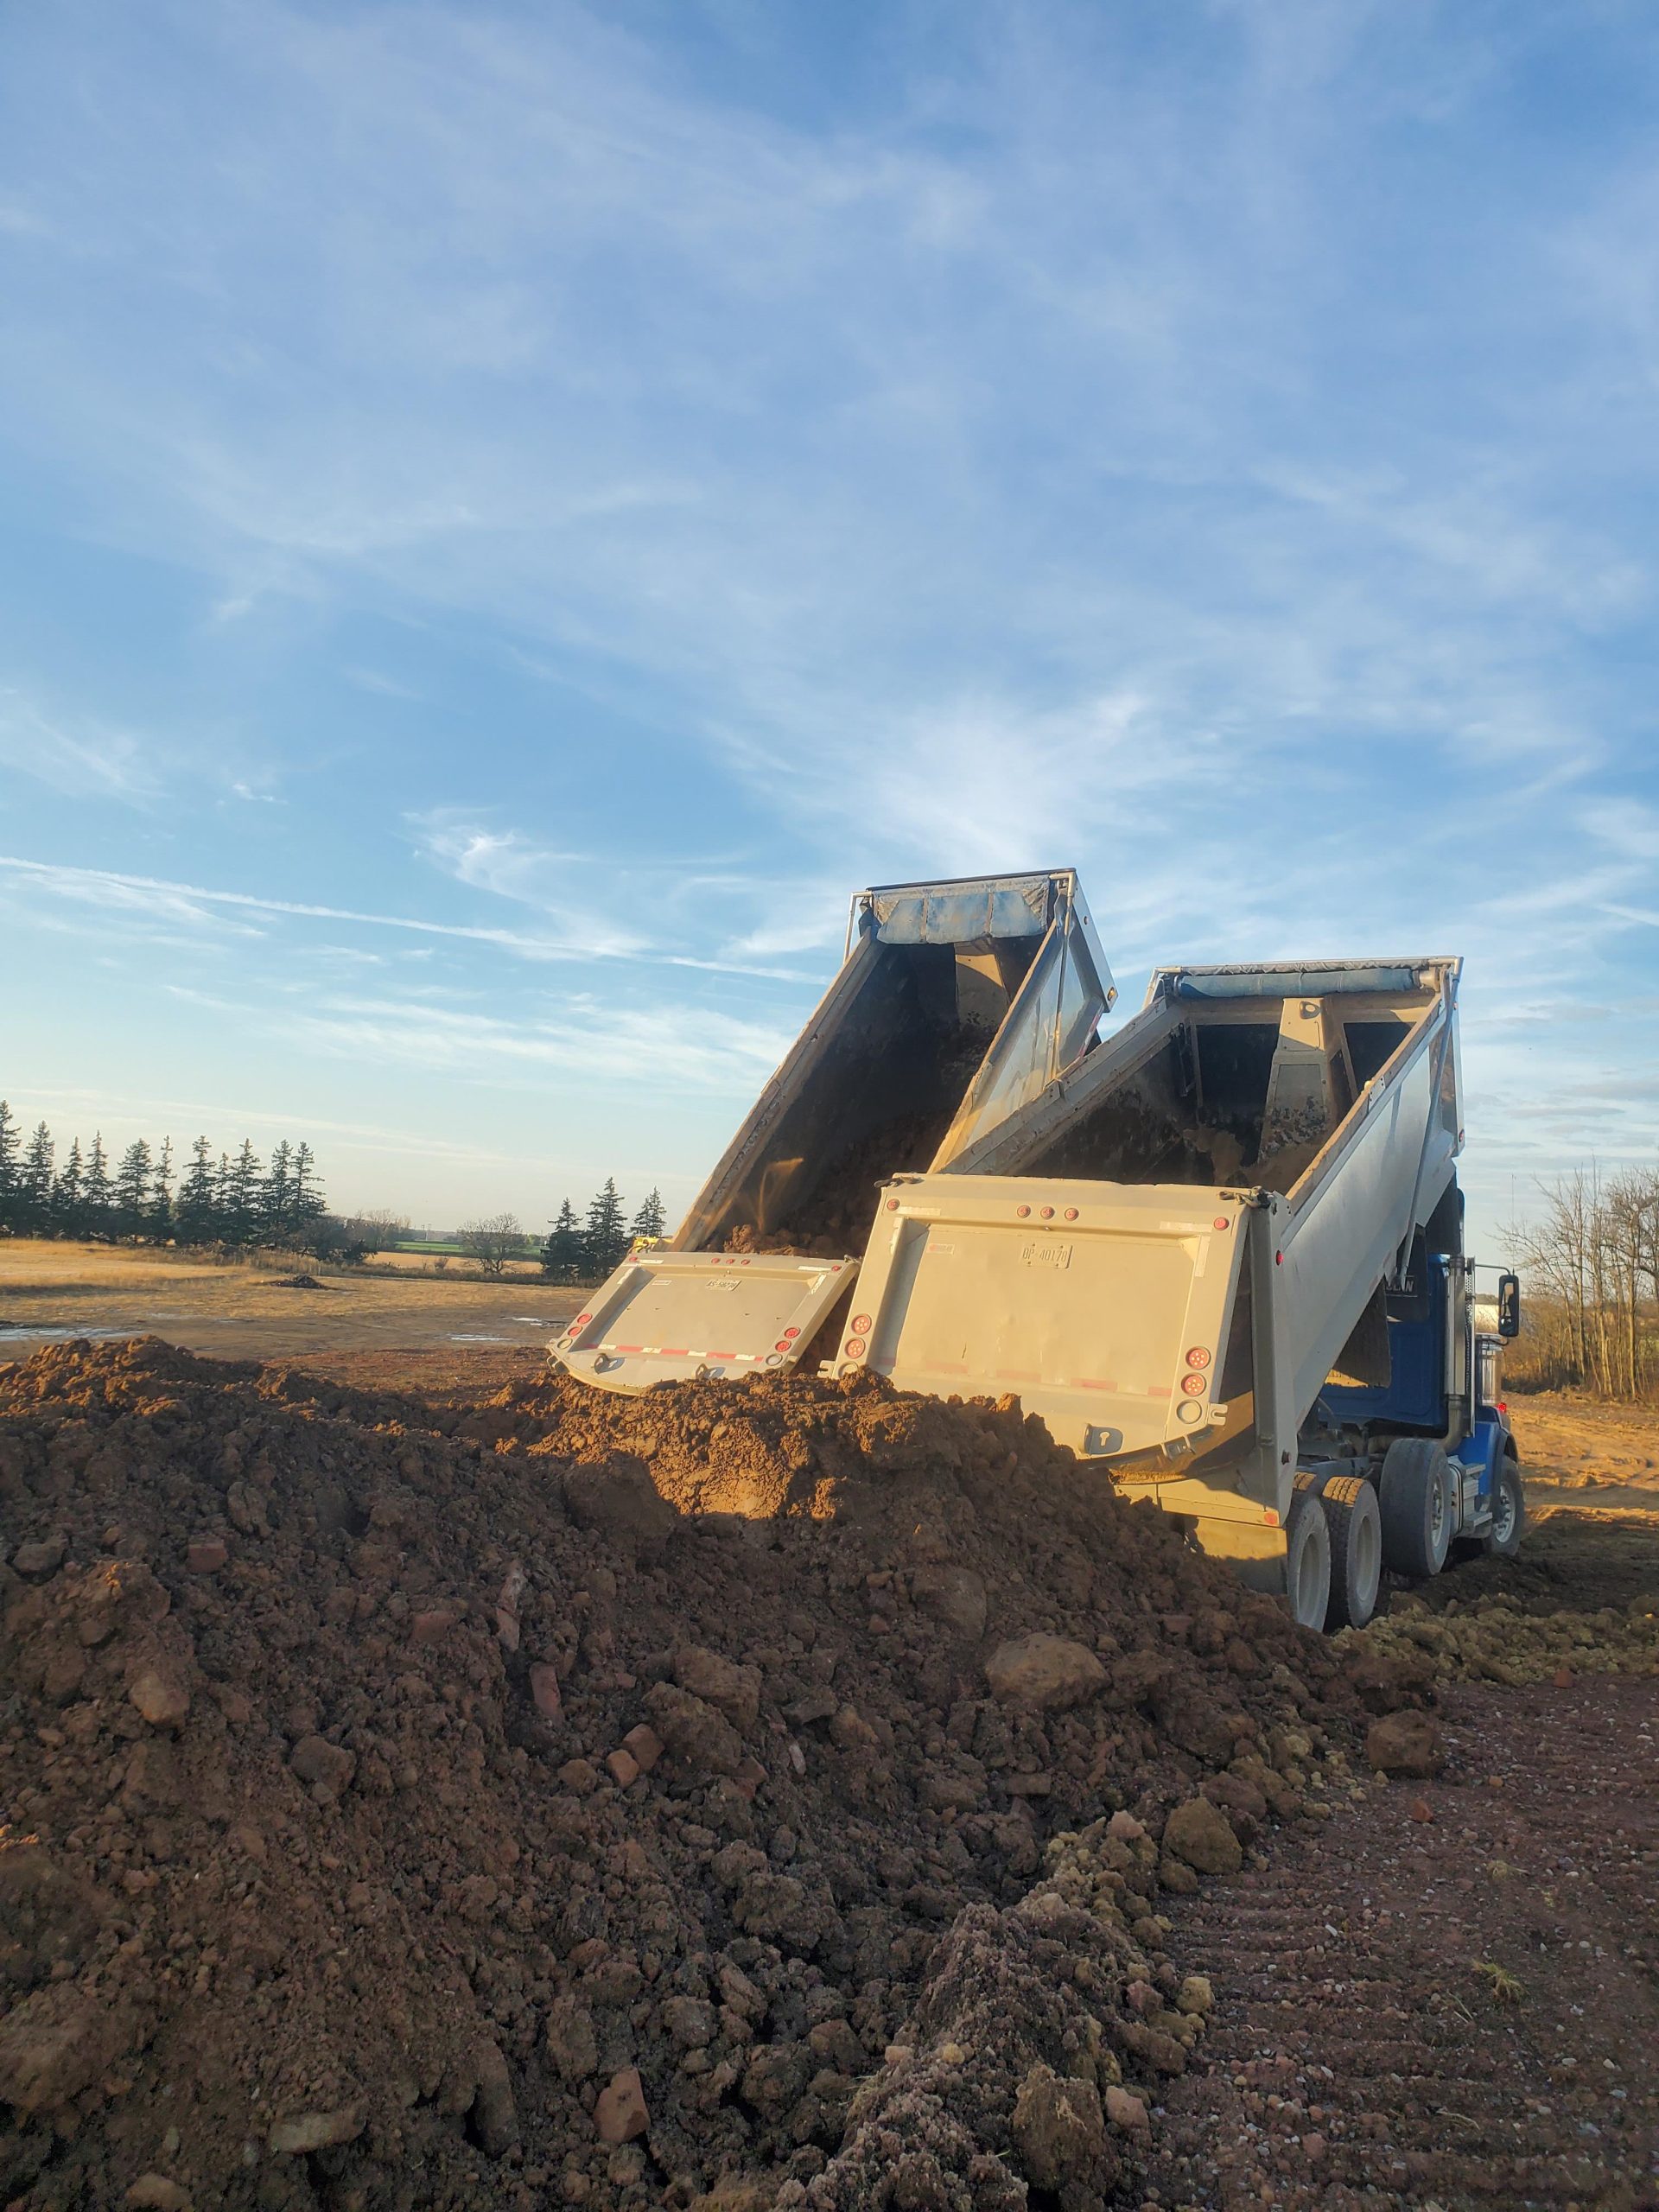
[448,1332,513,1344]
[0,1324,130,1344]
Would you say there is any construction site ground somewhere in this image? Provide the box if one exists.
[1,1334,1655,2211]
[0,1240,582,1363]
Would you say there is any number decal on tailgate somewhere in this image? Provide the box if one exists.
[1020,1240,1073,1268]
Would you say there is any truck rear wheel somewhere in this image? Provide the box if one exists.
[1319,1473,1382,1630]
[1284,1489,1332,1630]
[1378,1437,1453,1580]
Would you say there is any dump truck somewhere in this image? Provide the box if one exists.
[553,870,1113,1392]
[835,956,1523,1628]
[553,881,1522,1630]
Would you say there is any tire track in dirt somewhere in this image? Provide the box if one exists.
[1141,1677,1659,2209]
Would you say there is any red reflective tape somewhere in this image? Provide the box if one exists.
[658,1347,687,1357]
[709,1351,735,1361]
[614,1344,645,1354]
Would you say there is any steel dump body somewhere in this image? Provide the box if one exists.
[848,959,1463,1552]
[554,871,1113,1392]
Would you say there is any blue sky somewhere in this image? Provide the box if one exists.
[3,0,1657,1243]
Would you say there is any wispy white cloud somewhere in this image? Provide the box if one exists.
[344,666,422,701]
[3,0,1658,1229]
[0,689,155,800]
[162,978,790,1091]
[0,855,812,979]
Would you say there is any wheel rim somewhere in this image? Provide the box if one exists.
[1492,1474,1516,1545]
[1291,1522,1327,1627]
[1353,1509,1382,1612]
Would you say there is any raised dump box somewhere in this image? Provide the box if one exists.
[554,871,1113,1392]
[839,958,1507,1622]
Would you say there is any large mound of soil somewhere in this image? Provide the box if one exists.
[1,1340,1412,2211]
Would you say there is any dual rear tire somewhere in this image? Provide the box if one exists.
[1287,1443,1523,1630]
[1287,1467,1382,1630]
[1319,1473,1382,1630]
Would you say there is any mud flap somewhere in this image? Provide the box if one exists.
[1184,1515,1289,1595]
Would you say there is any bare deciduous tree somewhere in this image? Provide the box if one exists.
[1506,1166,1659,1399]
[457,1212,524,1279]
[343,1209,410,1257]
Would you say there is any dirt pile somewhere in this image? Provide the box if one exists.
[1349,1586,1659,1687]
[2,1339,1412,2211]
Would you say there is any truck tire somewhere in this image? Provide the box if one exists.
[1320,1473,1382,1630]
[1378,1437,1453,1580]
[1483,1456,1525,1559]
[1284,1488,1332,1630]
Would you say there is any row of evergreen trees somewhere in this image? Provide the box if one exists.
[543,1179,667,1282]
[0,1102,327,1247]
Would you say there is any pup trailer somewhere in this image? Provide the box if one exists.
[554,879,1523,1630]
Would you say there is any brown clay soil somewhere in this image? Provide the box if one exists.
[1504,1389,1659,1516]
[0,1337,1427,2212]
[1141,1674,1659,2210]
[3,1339,1656,2212]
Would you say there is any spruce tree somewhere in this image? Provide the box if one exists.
[541,1198,588,1283]
[289,1143,327,1238]
[147,1138,175,1242]
[262,1140,294,1242]
[113,1140,153,1238]
[629,1187,668,1243]
[0,1101,19,1231]
[224,1141,262,1245]
[20,1122,54,1233]
[584,1178,629,1279]
[175,1138,219,1244]
[83,1134,112,1235]
[54,1138,86,1236]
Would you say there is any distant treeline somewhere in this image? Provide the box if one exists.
[542,1179,666,1282]
[0,1100,328,1249]
[1505,1166,1659,1401]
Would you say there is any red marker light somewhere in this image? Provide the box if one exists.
[1497,1399,1508,1414]
[1039,1205,1055,1220]
[774,1340,791,1353]
[575,1314,592,1327]
[1185,1346,1211,1370]
[1015,1204,1031,1218]
[783,1326,801,1339]
[885,1199,899,1211]
[1213,1217,1230,1231]
[844,1337,867,1358]
[1064,1207,1079,1221]
[851,1314,873,1335]
[1275,1251,1284,1266]
[1181,1373,1206,1396]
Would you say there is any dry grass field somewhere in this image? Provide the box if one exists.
[358,1249,548,1281]
[0,1238,580,1361]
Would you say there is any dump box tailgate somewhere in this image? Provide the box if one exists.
[848,1176,1248,1458]
[552,1251,858,1395]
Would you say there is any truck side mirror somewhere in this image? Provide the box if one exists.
[1497,1272,1521,1339]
